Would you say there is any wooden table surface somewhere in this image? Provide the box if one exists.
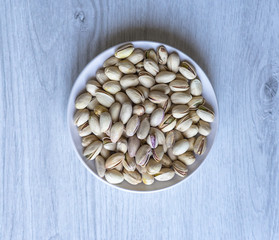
[1,0,279,239]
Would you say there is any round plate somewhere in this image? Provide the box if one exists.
[67,41,219,193]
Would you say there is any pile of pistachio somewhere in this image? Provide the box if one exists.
[73,43,214,185]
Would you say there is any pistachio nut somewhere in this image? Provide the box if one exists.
[110,122,124,143]
[133,105,145,116]
[118,60,137,74]
[127,48,144,64]
[123,153,136,172]
[126,88,145,104]
[157,45,168,64]
[74,109,89,127]
[150,127,166,145]
[171,92,192,104]
[154,168,175,181]
[190,79,202,96]
[183,124,198,138]
[138,71,155,88]
[127,135,141,157]
[169,79,189,92]
[175,115,192,132]
[120,101,133,124]
[155,71,176,83]
[142,173,154,185]
[153,146,164,162]
[120,74,139,89]
[86,79,101,96]
[105,152,125,169]
[198,120,211,136]
[109,102,121,122]
[115,92,129,104]
[161,154,172,167]
[172,139,189,155]
[87,98,99,110]
[173,160,188,177]
[100,147,110,159]
[159,114,177,132]
[172,105,189,118]
[78,122,92,137]
[93,105,108,116]
[165,131,175,149]
[143,59,159,76]
[115,43,134,59]
[95,90,115,107]
[103,80,121,94]
[103,137,116,151]
[95,155,106,177]
[96,68,109,84]
[143,100,156,114]
[178,151,196,165]
[194,136,207,155]
[189,110,200,123]
[145,49,158,62]
[100,112,112,133]
[146,158,162,175]
[148,91,168,104]
[137,117,150,140]
[167,52,180,73]
[178,61,197,80]
[188,137,195,151]
[126,115,140,137]
[103,56,120,67]
[188,96,205,109]
[81,135,98,147]
[116,138,128,154]
[146,132,158,149]
[135,144,152,167]
[89,113,101,136]
[123,169,142,185]
[159,97,172,113]
[105,170,124,184]
[83,140,103,160]
[150,108,164,127]
[104,66,123,81]
[196,106,215,122]
[150,83,171,94]
[75,92,92,109]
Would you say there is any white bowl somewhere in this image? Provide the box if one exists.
[67,41,219,193]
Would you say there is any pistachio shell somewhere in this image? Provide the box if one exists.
[103,81,121,94]
[155,71,176,83]
[183,124,198,138]
[198,120,211,136]
[146,158,162,175]
[128,135,141,157]
[103,137,116,151]
[100,112,112,132]
[145,49,158,62]
[109,102,121,122]
[116,138,128,154]
[115,43,134,59]
[103,56,120,67]
[161,154,172,167]
[173,160,188,177]
[115,92,130,104]
[189,110,200,123]
[178,151,196,165]
[83,140,103,160]
[86,80,101,96]
[157,45,168,64]
[100,147,110,159]
[75,92,92,109]
[123,169,142,185]
[105,66,122,81]
[105,170,124,184]
[171,92,192,104]
[82,135,98,147]
[105,152,125,169]
[78,122,92,137]
[153,146,164,162]
[172,139,189,155]
[176,115,193,132]
[150,84,171,94]
[120,74,139,89]
[95,90,115,108]
[173,129,184,141]
[138,86,149,99]
[142,173,154,185]
[126,88,145,104]
[159,98,172,113]
[143,100,156,114]
[93,105,108,116]
[87,98,99,111]
[120,101,133,124]
[127,48,144,64]
[150,127,166,145]
[95,155,106,177]
[110,122,124,143]
[148,91,169,104]
[165,131,175,149]
[190,79,202,96]
[194,136,207,155]
[150,108,164,127]
[154,168,175,181]
[74,109,89,127]
[188,96,205,109]
[167,52,180,73]
[138,71,155,88]
[123,153,136,171]
[96,68,109,84]
[118,60,137,74]
[188,137,195,151]
[167,148,177,160]
[159,114,177,132]
[137,117,150,140]
[135,144,152,167]
[89,113,101,136]
[143,59,159,76]
[136,165,147,174]
[146,132,158,149]
[126,115,140,137]
[169,80,189,92]
[133,105,145,116]
[172,105,189,118]
[179,61,197,80]
[196,106,215,122]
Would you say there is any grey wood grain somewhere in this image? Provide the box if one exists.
[1,0,279,239]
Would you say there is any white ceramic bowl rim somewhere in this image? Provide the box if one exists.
[67,41,219,193]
